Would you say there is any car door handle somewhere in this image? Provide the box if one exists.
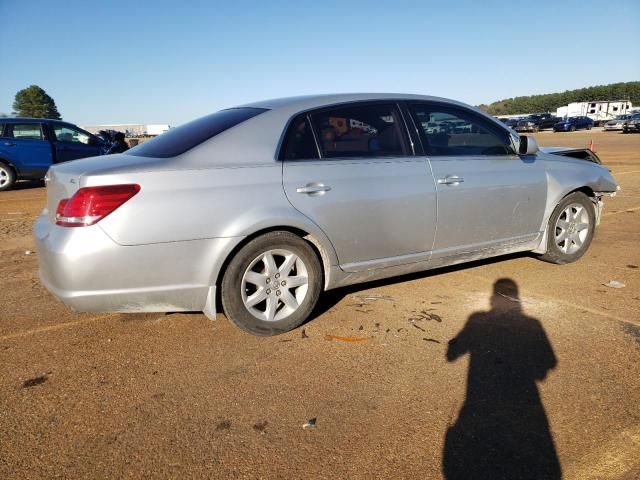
[437,175,464,185]
[296,183,332,195]
[3,142,16,147]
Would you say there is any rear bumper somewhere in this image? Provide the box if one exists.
[34,214,241,317]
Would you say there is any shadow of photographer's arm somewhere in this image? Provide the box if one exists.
[446,331,469,362]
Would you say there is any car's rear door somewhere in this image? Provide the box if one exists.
[1,122,53,177]
[282,102,437,272]
[406,101,547,264]
[50,123,103,162]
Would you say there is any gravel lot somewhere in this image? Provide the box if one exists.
[1,130,639,479]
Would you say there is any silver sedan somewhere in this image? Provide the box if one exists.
[35,94,618,335]
[604,114,632,131]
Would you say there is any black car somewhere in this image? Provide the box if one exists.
[501,118,520,130]
[515,114,559,132]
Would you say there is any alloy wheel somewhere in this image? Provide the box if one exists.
[0,166,9,187]
[554,203,590,254]
[241,249,309,322]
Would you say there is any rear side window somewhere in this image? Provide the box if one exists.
[7,123,44,140]
[409,103,514,156]
[279,115,319,160]
[311,103,409,158]
[128,107,268,158]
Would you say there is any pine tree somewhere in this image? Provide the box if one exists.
[12,85,62,119]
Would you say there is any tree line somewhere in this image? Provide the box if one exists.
[479,81,640,115]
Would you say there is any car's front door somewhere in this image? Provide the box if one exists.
[282,102,437,272]
[406,102,547,264]
[1,122,53,176]
[50,123,103,163]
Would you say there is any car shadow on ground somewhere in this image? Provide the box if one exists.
[442,278,561,480]
[10,180,45,191]
[311,252,533,319]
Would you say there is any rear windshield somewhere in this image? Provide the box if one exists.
[127,107,268,158]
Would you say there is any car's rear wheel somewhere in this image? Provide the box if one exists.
[539,192,595,264]
[0,162,16,191]
[586,124,592,130]
[570,125,576,132]
[221,231,322,336]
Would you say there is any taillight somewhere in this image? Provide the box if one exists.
[56,184,141,227]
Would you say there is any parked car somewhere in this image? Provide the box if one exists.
[603,114,633,131]
[622,113,640,133]
[515,114,559,133]
[503,118,521,130]
[0,118,105,191]
[553,116,594,132]
[35,94,618,336]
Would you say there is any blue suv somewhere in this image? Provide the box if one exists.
[0,118,105,191]
[553,116,594,132]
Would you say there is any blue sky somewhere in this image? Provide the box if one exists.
[1,0,638,126]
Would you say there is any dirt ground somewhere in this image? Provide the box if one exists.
[1,130,639,479]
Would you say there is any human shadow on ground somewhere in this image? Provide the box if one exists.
[443,278,561,480]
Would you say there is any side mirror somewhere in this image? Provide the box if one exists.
[519,135,539,155]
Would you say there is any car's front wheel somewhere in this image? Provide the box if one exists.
[221,231,322,336]
[539,192,595,264]
[0,162,16,191]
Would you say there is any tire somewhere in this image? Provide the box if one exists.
[570,125,576,132]
[586,124,592,130]
[0,162,16,191]
[221,231,322,336]
[538,192,595,264]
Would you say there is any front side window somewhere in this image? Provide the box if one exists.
[53,125,91,144]
[408,103,514,156]
[311,103,409,158]
[8,123,44,140]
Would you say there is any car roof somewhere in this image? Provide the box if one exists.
[0,117,63,123]
[238,92,474,113]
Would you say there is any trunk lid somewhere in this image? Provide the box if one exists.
[44,153,171,223]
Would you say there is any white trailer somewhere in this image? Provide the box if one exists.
[556,100,632,126]
[146,124,170,136]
